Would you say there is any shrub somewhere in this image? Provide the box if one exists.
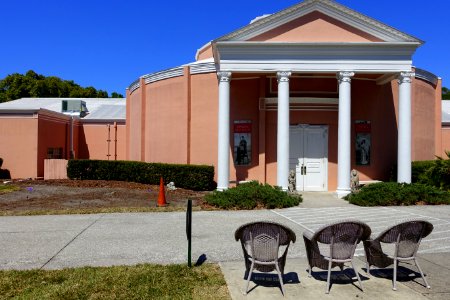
[390,161,435,183]
[344,182,450,206]
[0,157,11,179]
[412,160,436,184]
[67,159,215,191]
[423,155,450,190]
[204,181,302,209]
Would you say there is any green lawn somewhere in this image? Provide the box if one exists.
[0,264,230,300]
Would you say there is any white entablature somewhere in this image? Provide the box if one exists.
[213,42,419,73]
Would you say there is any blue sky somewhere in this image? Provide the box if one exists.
[1,0,449,95]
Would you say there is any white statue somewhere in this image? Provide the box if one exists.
[166,181,177,191]
[350,169,359,192]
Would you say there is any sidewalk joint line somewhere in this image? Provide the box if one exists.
[39,215,104,270]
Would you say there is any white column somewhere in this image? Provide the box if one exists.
[277,71,291,191]
[217,71,232,191]
[397,71,414,183]
[337,71,354,198]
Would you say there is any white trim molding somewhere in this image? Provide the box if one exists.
[213,42,419,73]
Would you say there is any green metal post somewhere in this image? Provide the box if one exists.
[186,199,192,267]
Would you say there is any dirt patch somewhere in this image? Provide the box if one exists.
[0,180,210,214]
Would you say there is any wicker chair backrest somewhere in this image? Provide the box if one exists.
[235,221,296,245]
[313,221,371,260]
[376,220,434,258]
[250,231,280,262]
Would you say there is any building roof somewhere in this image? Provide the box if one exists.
[0,98,126,121]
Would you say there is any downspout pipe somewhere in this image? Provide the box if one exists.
[70,116,74,159]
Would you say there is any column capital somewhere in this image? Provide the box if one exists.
[337,71,355,83]
[217,71,232,82]
[398,71,415,84]
[277,71,292,83]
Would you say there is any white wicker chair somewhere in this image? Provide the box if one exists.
[235,221,296,296]
[303,220,371,294]
[363,219,434,290]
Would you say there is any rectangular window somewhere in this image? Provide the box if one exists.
[47,147,63,159]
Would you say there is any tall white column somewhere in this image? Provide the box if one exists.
[277,71,291,191]
[337,71,354,198]
[217,71,232,191]
[397,71,414,183]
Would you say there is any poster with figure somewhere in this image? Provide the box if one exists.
[234,121,251,166]
[355,121,371,166]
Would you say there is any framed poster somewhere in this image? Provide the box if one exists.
[234,121,251,166]
[355,120,371,166]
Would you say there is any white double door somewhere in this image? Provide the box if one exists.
[289,125,328,191]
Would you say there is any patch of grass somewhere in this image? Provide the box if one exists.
[0,185,20,194]
[344,182,450,206]
[204,181,302,209]
[0,263,230,300]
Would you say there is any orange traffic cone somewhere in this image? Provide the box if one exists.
[157,177,167,207]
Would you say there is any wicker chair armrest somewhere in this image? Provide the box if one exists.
[303,229,315,241]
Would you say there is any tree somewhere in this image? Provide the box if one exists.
[111,92,124,98]
[443,87,450,100]
[0,70,124,102]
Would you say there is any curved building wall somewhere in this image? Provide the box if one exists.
[127,86,143,161]
[412,77,441,160]
[145,69,189,163]
[196,45,213,61]
[190,72,219,167]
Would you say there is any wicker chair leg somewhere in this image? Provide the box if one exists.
[366,262,371,275]
[351,260,364,292]
[393,259,398,291]
[414,258,431,289]
[245,261,255,295]
[308,265,312,278]
[326,259,332,294]
[275,263,285,296]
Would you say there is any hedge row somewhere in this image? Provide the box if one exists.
[344,182,450,206]
[67,160,215,191]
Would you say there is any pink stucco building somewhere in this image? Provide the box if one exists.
[0,0,447,198]
[126,0,443,197]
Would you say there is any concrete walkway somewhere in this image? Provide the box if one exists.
[1,193,450,299]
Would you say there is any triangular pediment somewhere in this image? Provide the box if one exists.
[248,11,383,43]
[216,0,422,44]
